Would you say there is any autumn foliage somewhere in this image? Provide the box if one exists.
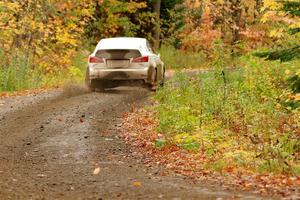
[0,0,300,192]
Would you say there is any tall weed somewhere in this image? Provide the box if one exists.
[0,51,41,92]
[0,49,86,93]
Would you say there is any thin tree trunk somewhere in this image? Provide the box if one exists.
[152,0,161,50]
[254,0,262,20]
[231,0,242,44]
[220,2,226,40]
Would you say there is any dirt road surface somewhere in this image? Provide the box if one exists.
[0,85,268,200]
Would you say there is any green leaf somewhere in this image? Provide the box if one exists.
[155,139,166,148]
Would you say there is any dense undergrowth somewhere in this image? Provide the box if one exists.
[159,45,208,69]
[0,50,86,93]
[154,55,300,175]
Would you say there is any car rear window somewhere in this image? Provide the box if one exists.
[96,49,141,59]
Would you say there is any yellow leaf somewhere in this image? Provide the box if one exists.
[133,181,142,187]
[285,70,290,75]
[294,93,300,101]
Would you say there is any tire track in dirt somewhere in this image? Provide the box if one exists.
[0,85,267,200]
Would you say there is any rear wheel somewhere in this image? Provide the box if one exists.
[85,70,96,92]
[85,70,105,92]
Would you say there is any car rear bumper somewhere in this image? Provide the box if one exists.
[89,67,150,82]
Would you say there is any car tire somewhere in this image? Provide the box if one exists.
[85,69,96,92]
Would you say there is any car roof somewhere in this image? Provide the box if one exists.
[96,37,147,50]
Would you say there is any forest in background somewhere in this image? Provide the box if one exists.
[0,0,184,91]
[0,0,299,90]
[0,0,300,175]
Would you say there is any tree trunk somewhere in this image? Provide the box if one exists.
[254,0,262,20]
[231,0,242,44]
[220,2,226,40]
[152,0,161,50]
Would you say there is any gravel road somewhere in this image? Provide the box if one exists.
[0,85,267,200]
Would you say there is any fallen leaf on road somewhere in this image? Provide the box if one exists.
[133,181,142,187]
[0,92,9,98]
[93,167,100,175]
[117,193,122,197]
[296,177,300,185]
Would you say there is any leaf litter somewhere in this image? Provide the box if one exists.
[118,107,300,199]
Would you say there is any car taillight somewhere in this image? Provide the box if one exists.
[89,56,104,63]
[132,56,149,63]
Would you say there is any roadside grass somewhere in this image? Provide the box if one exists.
[159,45,208,69]
[0,50,38,92]
[153,55,300,175]
[0,50,86,94]
[0,44,207,93]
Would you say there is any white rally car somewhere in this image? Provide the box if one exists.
[86,37,165,91]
